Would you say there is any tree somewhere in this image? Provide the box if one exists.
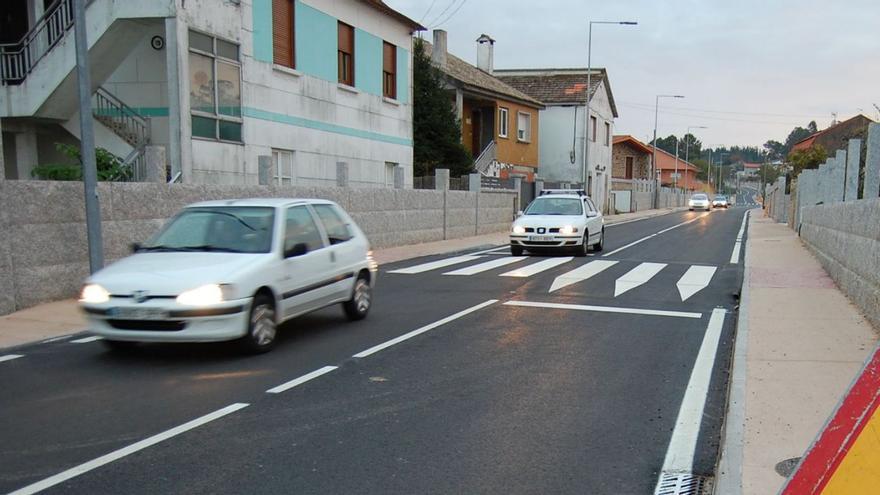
[30,143,131,181]
[412,39,471,177]
[649,135,678,156]
[788,144,827,177]
[758,164,781,190]
[763,140,785,161]
[783,121,818,154]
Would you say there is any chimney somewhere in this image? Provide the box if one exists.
[476,34,495,74]
[432,29,447,69]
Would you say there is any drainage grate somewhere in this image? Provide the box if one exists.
[654,472,713,495]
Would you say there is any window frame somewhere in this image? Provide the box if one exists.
[590,115,597,142]
[516,111,532,143]
[625,156,634,179]
[283,205,326,255]
[337,22,355,87]
[604,121,611,146]
[382,41,396,99]
[272,0,295,69]
[312,204,353,245]
[272,149,295,186]
[498,107,509,138]
[188,29,243,144]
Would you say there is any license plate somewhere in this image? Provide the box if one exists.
[529,235,554,242]
[110,307,168,320]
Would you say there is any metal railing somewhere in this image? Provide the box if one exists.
[93,87,151,148]
[0,0,75,85]
[473,140,497,175]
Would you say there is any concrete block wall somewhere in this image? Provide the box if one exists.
[0,181,516,315]
[799,198,880,330]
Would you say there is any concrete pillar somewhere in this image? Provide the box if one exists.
[165,18,183,182]
[435,168,449,191]
[258,155,273,186]
[15,132,38,180]
[144,145,166,183]
[864,122,880,199]
[833,149,847,202]
[336,162,349,188]
[393,165,405,189]
[535,179,543,197]
[817,162,829,204]
[468,173,481,192]
[845,139,861,201]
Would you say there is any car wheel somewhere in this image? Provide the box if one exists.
[575,233,589,257]
[593,228,604,252]
[241,294,277,354]
[102,340,138,352]
[510,245,524,256]
[343,274,372,321]
[689,208,694,211]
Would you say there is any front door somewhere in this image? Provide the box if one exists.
[280,205,333,318]
[471,109,481,158]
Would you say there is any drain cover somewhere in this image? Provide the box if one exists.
[654,472,713,495]
[775,457,801,478]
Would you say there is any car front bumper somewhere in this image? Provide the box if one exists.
[509,234,583,248]
[80,297,252,343]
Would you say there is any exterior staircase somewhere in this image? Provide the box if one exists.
[473,140,498,176]
[91,87,151,181]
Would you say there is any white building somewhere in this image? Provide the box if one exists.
[0,0,422,187]
[495,68,619,212]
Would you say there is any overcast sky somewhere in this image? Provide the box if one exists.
[385,0,880,148]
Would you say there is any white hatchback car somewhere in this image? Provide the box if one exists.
[688,193,711,211]
[509,190,605,256]
[79,199,377,353]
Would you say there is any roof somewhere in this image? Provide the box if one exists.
[612,135,699,172]
[359,1,425,32]
[420,41,543,108]
[494,68,618,118]
[791,114,875,153]
[743,162,762,169]
[613,135,653,154]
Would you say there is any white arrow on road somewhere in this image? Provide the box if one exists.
[676,265,717,301]
[613,262,667,297]
[549,260,618,292]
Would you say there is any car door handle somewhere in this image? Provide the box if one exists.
[330,251,336,263]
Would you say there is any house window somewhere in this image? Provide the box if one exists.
[625,156,634,179]
[189,30,242,142]
[517,111,531,142]
[337,22,354,86]
[272,149,294,185]
[604,122,611,146]
[590,115,597,142]
[383,42,396,99]
[498,107,509,138]
[272,0,295,69]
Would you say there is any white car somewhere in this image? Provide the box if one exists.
[509,190,604,256]
[689,193,711,211]
[712,195,729,208]
[79,198,377,353]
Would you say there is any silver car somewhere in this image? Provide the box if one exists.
[688,193,711,211]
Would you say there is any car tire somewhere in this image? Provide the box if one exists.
[510,245,524,256]
[240,294,277,354]
[689,208,694,211]
[575,233,589,257]
[343,273,372,321]
[102,340,138,352]
[592,228,604,252]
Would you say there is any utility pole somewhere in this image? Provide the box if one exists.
[74,0,104,272]
[652,94,684,207]
[674,137,679,191]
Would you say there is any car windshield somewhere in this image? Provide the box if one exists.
[142,207,275,253]
[714,196,727,200]
[692,194,708,200]
[524,198,583,216]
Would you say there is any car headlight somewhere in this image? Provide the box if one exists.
[80,284,110,304]
[559,225,578,235]
[512,225,526,235]
[176,284,231,306]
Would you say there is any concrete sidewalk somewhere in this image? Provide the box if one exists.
[717,210,878,494]
[0,206,686,351]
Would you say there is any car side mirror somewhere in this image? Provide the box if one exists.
[586,211,599,218]
[285,242,309,258]
[130,242,142,253]
[516,211,524,218]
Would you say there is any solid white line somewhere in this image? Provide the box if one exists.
[9,403,250,495]
[387,255,484,274]
[0,354,24,363]
[658,308,727,473]
[266,366,338,394]
[353,300,498,358]
[676,265,718,302]
[548,260,618,292]
[729,211,750,264]
[613,262,667,297]
[602,213,709,257]
[500,257,573,278]
[503,300,703,319]
[469,246,510,255]
[444,256,526,275]
[70,336,103,344]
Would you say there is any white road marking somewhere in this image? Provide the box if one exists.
[266,366,338,394]
[548,260,618,293]
[9,403,250,495]
[729,211,749,264]
[387,255,484,274]
[0,354,24,363]
[499,257,573,278]
[41,335,74,344]
[353,300,498,358]
[468,246,510,255]
[503,300,702,319]
[70,336,103,344]
[656,308,727,480]
[676,266,718,302]
[602,213,709,257]
[614,262,667,297]
[443,256,526,275]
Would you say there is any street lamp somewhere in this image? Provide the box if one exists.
[584,20,637,207]
[684,125,708,192]
[652,94,684,207]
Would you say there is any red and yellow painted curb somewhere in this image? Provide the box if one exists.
[781,345,880,494]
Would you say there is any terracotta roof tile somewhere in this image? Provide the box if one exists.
[495,69,618,117]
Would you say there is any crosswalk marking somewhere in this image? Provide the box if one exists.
[549,260,618,293]
[614,262,667,297]
[387,255,483,274]
[444,256,527,275]
[500,257,573,278]
[676,266,717,301]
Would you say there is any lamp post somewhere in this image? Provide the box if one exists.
[685,125,707,192]
[652,94,684,207]
[584,20,637,207]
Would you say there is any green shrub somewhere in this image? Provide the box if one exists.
[31,143,132,181]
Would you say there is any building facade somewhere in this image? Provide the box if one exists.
[612,135,704,192]
[0,0,421,187]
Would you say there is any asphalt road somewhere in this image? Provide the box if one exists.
[0,207,749,494]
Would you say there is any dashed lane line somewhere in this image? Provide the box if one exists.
[602,213,710,258]
[266,366,338,394]
[70,336,103,344]
[0,354,24,363]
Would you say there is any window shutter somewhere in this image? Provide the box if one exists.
[272,0,294,68]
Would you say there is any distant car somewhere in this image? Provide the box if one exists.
[79,199,377,354]
[689,193,711,211]
[509,189,604,256]
[712,195,729,208]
